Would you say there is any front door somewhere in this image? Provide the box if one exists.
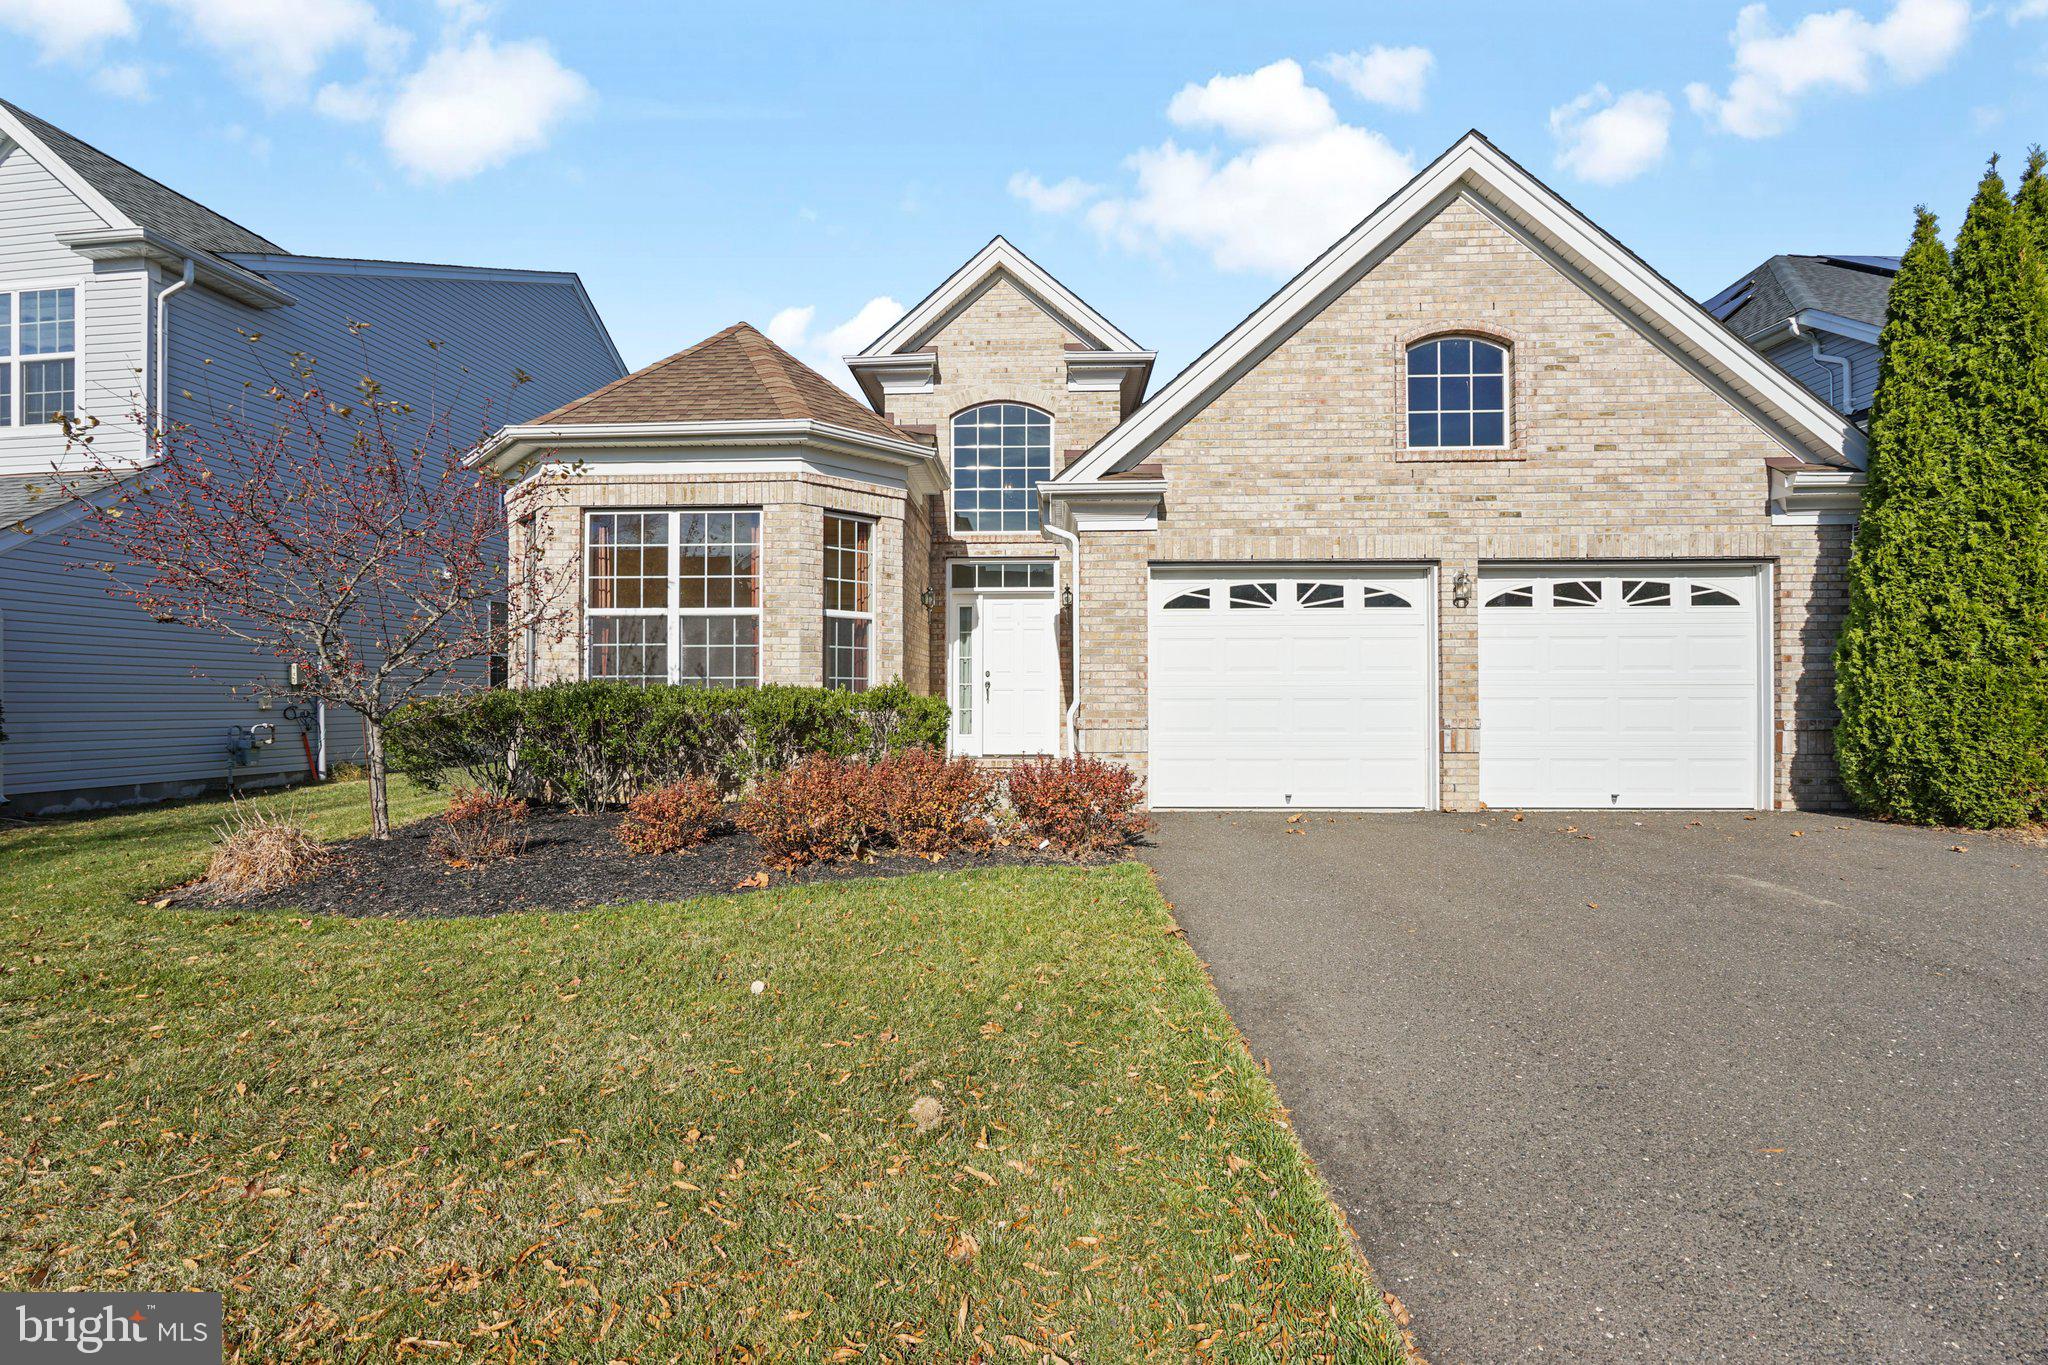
[949,568,1059,757]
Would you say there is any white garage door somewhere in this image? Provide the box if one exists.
[1478,566,1765,809]
[1148,568,1432,808]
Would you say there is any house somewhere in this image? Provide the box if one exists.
[1704,253,1898,421]
[0,101,625,814]
[479,131,1868,813]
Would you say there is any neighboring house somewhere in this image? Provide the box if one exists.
[480,132,1868,813]
[1704,253,1898,421]
[0,102,625,814]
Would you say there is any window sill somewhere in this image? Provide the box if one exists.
[1394,447,1525,464]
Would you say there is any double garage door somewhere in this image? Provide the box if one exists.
[1146,564,1766,810]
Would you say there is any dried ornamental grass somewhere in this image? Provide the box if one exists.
[203,805,329,897]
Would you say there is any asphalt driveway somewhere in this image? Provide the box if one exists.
[1145,810,2046,1363]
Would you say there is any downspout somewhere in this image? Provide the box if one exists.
[1042,519,1081,757]
[154,258,196,432]
[1792,318,1853,416]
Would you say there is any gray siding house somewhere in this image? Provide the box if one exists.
[0,102,625,813]
[1704,253,1898,421]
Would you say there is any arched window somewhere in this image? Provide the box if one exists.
[953,403,1051,532]
[1407,336,1507,449]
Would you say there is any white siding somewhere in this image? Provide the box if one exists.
[1,257,621,808]
[0,141,149,476]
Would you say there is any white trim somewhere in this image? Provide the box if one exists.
[0,106,133,236]
[1068,498,1160,532]
[843,352,935,399]
[860,236,1142,359]
[505,446,945,501]
[1747,308,1882,350]
[1054,132,1863,485]
[476,418,940,478]
[1768,465,1863,525]
[57,228,294,309]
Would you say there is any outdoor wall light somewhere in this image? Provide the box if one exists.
[920,587,937,609]
[1452,570,1472,609]
[1061,584,1074,610]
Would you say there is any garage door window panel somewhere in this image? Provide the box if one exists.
[1164,586,1211,610]
[1552,579,1602,607]
[1622,579,1672,607]
[1229,582,1278,609]
[1691,583,1741,607]
[1359,586,1409,609]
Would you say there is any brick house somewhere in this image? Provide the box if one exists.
[477,132,1865,812]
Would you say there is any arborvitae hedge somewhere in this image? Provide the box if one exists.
[1835,164,2048,827]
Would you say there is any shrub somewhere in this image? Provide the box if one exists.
[1005,757,1153,855]
[737,755,891,866]
[874,746,997,853]
[618,777,725,855]
[205,805,329,897]
[428,787,530,866]
[386,682,949,810]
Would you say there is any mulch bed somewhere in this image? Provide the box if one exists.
[195,808,1119,918]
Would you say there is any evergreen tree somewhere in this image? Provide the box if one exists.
[1835,208,1973,820]
[1839,165,2048,826]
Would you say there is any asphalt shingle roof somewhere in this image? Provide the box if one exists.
[537,323,913,442]
[0,470,124,533]
[2,100,283,257]
[1705,254,1899,339]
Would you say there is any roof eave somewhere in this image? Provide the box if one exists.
[472,418,939,476]
[58,227,295,308]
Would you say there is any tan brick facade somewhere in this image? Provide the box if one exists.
[512,468,925,693]
[874,272,1127,724]
[1065,197,1852,810]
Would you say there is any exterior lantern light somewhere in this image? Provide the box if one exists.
[1061,584,1074,610]
[1452,570,1472,609]
[919,587,937,610]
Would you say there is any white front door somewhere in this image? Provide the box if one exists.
[1477,565,1766,809]
[1147,567,1434,809]
[949,573,1060,757]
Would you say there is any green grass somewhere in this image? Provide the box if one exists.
[0,782,1406,1362]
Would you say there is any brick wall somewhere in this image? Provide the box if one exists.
[512,468,913,691]
[1069,195,1852,810]
[878,272,1124,719]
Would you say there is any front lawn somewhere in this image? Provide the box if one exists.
[0,784,1407,1361]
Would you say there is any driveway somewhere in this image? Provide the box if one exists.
[1145,810,2047,1363]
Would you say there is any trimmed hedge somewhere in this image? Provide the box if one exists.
[386,681,949,810]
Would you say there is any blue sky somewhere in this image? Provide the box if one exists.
[4,0,2046,384]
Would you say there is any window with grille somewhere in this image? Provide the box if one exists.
[585,509,761,687]
[952,402,1052,532]
[0,286,77,427]
[1406,336,1506,449]
[824,513,873,692]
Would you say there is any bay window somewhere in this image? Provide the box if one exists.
[823,512,873,692]
[0,285,78,427]
[585,509,761,687]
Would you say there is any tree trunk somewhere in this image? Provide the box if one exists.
[363,715,391,839]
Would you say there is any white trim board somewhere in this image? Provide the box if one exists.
[857,236,1143,358]
[1053,131,1864,487]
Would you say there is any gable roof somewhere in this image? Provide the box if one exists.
[1703,254,1898,341]
[856,235,1145,357]
[1054,131,1865,487]
[536,321,910,442]
[0,100,282,257]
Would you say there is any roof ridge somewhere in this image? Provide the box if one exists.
[729,323,812,422]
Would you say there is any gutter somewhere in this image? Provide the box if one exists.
[154,258,195,431]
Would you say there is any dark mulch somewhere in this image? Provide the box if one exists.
[200,808,1119,918]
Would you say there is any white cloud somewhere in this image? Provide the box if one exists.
[2012,0,2048,18]
[381,32,589,181]
[92,60,152,99]
[313,79,381,122]
[0,0,134,59]
[1061,58,1410,276]
[1008,172,1098,214]
[1165,58,1336,141]
[151,0,409,107]
[1318,45,1434,111]
[767,296,906,391]
[1549,85,1673,184]
[1685,0,1972,137]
